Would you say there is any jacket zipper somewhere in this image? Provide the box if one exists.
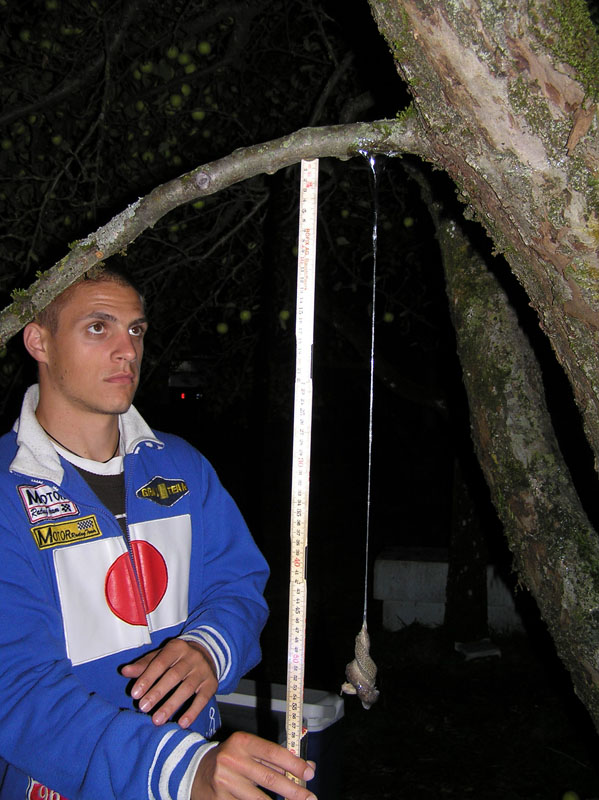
[122,459,151,626]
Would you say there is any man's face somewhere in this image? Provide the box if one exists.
[36,280,147,419]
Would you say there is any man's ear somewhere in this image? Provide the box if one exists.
[23,322,50,365]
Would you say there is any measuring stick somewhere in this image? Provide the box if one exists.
[285,159,319,769]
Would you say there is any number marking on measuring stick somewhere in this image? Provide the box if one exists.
[285,159,318,766]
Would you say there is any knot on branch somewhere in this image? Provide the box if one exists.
[194,171,210,190]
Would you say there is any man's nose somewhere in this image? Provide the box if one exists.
[114,331,138,362]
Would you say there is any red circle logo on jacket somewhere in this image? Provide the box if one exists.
[105,541,168,625]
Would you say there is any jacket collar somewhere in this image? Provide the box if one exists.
[10,385,163,485]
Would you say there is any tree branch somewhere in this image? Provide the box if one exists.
[0,116,428,346]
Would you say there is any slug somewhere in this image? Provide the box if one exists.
[341,621,380,709]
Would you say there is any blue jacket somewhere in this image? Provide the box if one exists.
[0,386,269,799]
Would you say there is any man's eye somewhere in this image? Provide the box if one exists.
[129,325,145,337]
[88,322,105,334]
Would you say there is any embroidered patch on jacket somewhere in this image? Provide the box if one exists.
[18,483,79,524]
[27,778,69,800]
[30,515,102,550]
[136,476,189,506]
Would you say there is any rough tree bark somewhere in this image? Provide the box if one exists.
[440,205,599,726]
[368,0,599,465]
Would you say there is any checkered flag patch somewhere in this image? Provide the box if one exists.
[77,518,95,532]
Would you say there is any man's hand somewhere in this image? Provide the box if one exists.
[193,732,317,800]
[122,639,218,728]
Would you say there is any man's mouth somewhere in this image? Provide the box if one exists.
[105,372,136,384]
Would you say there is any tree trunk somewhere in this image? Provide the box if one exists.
[437,204,599,731]
[361,0,599,732]
[368,0,599,471]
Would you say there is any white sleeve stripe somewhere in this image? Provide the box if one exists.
[148,730,210,800]
[179,626,232,682]
[161,735,211,800]
[148,729,177,800]
[178,741,219,800]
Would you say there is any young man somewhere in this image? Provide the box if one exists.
[0,270,316,800]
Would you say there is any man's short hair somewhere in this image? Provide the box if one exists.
[35,266,143,335]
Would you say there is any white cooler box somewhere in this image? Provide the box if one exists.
[216,678,345,799]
